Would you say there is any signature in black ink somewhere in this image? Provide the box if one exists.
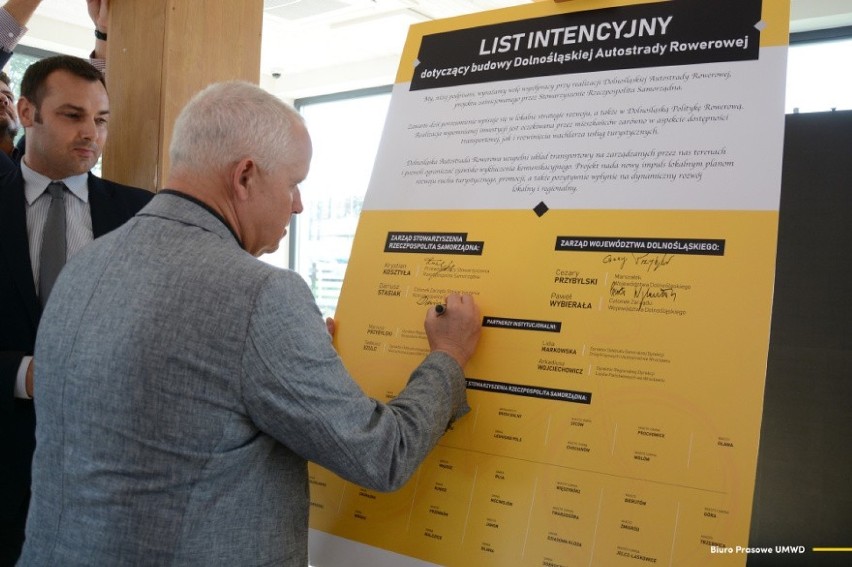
[424,257,456,280]
[602,254,628,270]
[601,253,674,272]
[635,285,677,311]
[632,253,674,273]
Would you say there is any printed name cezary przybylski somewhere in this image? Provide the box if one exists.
[419,15,752,79]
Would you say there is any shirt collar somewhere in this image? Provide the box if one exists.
[21,160,90,206]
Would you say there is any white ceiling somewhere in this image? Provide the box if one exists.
[259,0,529,98]
[21,0,852,101]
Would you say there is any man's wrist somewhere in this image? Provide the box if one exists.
[95,28,107,41]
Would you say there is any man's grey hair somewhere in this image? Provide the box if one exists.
[169,81,304,174]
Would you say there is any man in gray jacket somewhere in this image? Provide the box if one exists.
[20,81,482,566]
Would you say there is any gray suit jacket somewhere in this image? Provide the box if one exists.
[20,192,468,566]
[1,169,152,566]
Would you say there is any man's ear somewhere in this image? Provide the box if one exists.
[231,158,255,201]
[17,97,36,128]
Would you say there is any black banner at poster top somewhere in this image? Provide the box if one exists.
[410,0,764,91]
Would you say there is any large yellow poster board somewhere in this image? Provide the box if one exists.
[309,1,790,566]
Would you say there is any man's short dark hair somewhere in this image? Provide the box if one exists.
[0,71,10,87]
[20,55,106,109]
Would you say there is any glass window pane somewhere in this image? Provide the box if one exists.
[290,92,391,318]
[786,38,852,113]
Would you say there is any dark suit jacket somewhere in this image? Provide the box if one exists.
[0,150,13,174]
[0,143,22,174]
[0,167,152,565]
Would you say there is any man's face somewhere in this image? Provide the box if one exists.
[0,81,19,139]
[18,70,109,179]
[240,124,312,257]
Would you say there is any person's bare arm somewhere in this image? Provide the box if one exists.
[2,0,42,27]
[87,0,109,61]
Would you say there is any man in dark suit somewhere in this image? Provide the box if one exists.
[0,54,152,566]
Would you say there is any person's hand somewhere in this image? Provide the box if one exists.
[87,0,109,33]
[25,358,34,398]
[424,293,481,368]
[325,317,335,337]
